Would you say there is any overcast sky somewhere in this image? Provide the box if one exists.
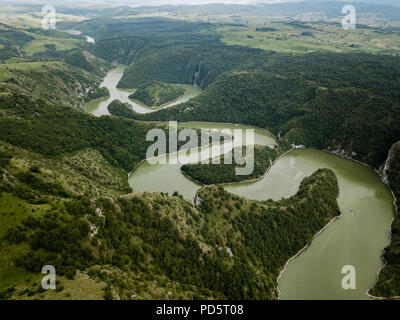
[0,0,313,6]
[3,0,399,8]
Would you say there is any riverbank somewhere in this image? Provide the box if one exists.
[321,148,399,300]
[276,212,343,299]
[365,146,399,300]
[85,67,395,300]
[178,142,397,299]
[180,146,297,188]
[85,67,202,116]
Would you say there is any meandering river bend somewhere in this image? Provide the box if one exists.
[85,66,201,116]
[86,67,395,300]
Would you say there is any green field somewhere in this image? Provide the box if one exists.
[129,81,185,107]
[0,61,64,82]
[215,23,400,54]
[0,66,10,81]
[3,61,59,70]
[23,36,84,56]
[0,192,50,293]
[0,11,84,28]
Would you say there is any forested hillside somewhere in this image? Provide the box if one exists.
[65,50,112,77]
[1,9,400,301]
[129,81,184,107]
[0,59,343,300]
[1,61,108,109]
[0,92,173,172]
[117,43,268,89]
[181,142,292,185]
[0,157,340,299]
[128,71,315,126]
[128,66,400,168]
[370,142,400,298]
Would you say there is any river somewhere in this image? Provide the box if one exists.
[85,66,202,116]
[226,149,394,300]
[85,67,395,300]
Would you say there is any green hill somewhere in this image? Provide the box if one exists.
[181,144,292,185]
[1,14,400,300]
[131,67,400,169]
[116,43,269,89]
[129,81,185,107]
[65,50,112,77]
[0,81,342,300]
[0,61,108,109]
[0,92,170,172]
[0,144,341,299]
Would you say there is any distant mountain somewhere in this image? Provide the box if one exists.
[258,1,400,19]
[3,0,400,8]
[4,0,400,19]
[291,0,400,7]
[260,0,400,7]
[131,1,400,20]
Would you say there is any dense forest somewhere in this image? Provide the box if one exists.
[370,141,400,297]
[0,156,340,299]
[129,81,185,107]
[130,65,400,168]
[181,142,292,185]
[65,51,112,77]
[107,100,136,119]
[117,42,268,89]
[86,19,400,299]
[76,17,400,298]
[0,92,165,172]
[1,11,400,300]
[1,62,108,109]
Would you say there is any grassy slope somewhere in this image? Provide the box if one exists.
[0,60,108,109]
[0,157,340,299]
[1,142,131,199]
[0,9,84,29]
[0,23,110,108]
[65,51,112,77]
[0,23,85,60]
[23,36,83,56]
[0,133,129,300]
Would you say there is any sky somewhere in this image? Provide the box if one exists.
[0,0,317,6]
[3,0,399,7]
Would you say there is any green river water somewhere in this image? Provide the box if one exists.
[85,66,202,116]
[86,67,395,300]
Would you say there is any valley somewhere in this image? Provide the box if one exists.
[85,66,202,116]
[85,67,394,299]
[0,1,400,302]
